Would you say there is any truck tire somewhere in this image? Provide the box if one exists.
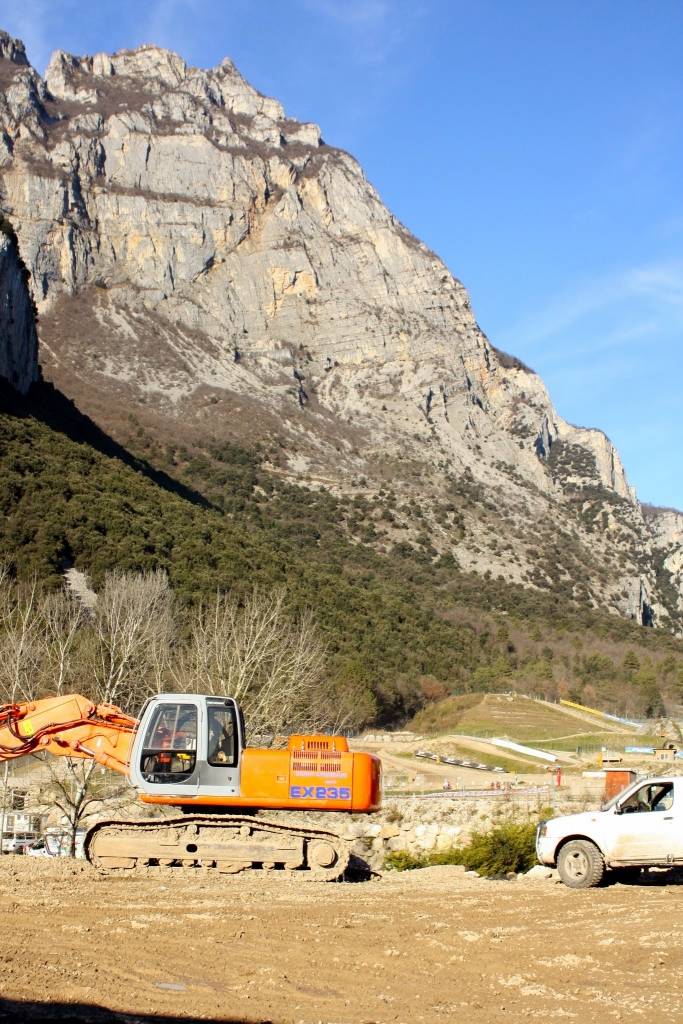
[557,839,605,889]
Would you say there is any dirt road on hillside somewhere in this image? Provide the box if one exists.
[377,749,514,787]
[1,858,682,1024]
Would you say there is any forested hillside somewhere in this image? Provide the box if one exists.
[1,383,681,725]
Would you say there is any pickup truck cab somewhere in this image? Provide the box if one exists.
[537,775,682,888]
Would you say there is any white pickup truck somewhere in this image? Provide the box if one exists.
[536,776,683,888]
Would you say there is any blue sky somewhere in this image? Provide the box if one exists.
[3,0,682,509]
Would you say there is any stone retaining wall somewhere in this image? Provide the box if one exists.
[267,791,573,870]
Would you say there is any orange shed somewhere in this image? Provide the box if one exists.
[603,769,637,801]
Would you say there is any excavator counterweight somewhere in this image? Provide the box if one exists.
[0,693,381,880]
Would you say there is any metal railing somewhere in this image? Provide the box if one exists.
[387,784,554,801]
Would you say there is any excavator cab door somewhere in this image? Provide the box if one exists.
[130,696,202,797]
[197,697,242,797]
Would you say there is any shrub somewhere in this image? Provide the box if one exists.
[384,822,537,877]
[384,803,404,825]
[384,850,428,871]
[459,822,537,876]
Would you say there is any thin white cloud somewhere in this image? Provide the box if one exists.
[298,0,425,67]
[627,263,683,307]
[301,0,390,28]
[539,319,660,365]
[504,260,683,349]
[139,0,205,53]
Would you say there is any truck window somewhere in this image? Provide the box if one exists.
[620,782,674,814]
[650,783,674,811]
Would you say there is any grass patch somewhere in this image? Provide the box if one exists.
[412,693,618,742]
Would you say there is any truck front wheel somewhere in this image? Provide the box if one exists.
[557,840,605,889]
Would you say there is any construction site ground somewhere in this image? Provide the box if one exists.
[2,857,683,1024]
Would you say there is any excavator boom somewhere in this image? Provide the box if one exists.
[0,694,137,774]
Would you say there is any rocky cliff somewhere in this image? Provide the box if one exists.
[0,221,39,394]
[0,29,680,630]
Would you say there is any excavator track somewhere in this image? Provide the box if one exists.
[85,816,350,881]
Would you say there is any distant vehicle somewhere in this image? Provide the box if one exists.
[1,835,37,854]
[26,829,86,859]
[25,838,49,858]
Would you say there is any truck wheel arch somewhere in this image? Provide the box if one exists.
[553,833,606,865]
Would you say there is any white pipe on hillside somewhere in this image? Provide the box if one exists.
[491,738,558,763]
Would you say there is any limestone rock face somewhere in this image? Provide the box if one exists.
[0,32,28,66]
[0,223,38,393]
[645,508,683,620]
[0,28,680,628]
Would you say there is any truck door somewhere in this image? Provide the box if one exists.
[611,781,680,864]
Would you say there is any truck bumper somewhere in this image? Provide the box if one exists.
[535,832,556,866]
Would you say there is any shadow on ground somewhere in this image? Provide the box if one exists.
[608,867,683,886]
[0,998,270,1024]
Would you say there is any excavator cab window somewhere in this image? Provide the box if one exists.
[207,702,238,767]
[140,703,198,784]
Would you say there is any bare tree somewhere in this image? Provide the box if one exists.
[0,570,46,703]
[45,569,174,853]
[38,757,135,855]
[34,571,174,855]
[172,587,336,741]
[0,569,46,851]
[40,590,84,696]
[30,586,94,856]
[0,570,175,855]
[89,568,174,709]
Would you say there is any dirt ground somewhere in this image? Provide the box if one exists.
[1,857,683,1024]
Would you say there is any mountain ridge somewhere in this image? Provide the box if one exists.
[0,28,681,632]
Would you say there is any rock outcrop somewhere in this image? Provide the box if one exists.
[0,219,38,394]
[0,28,680,629]
[644,506,683,621]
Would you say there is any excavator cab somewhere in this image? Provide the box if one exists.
[129,694,245,799]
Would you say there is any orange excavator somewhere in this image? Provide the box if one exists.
[0,692,382,880]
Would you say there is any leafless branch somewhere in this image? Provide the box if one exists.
[172,587,330,742]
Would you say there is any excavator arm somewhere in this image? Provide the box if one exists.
[0,694,137,776]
